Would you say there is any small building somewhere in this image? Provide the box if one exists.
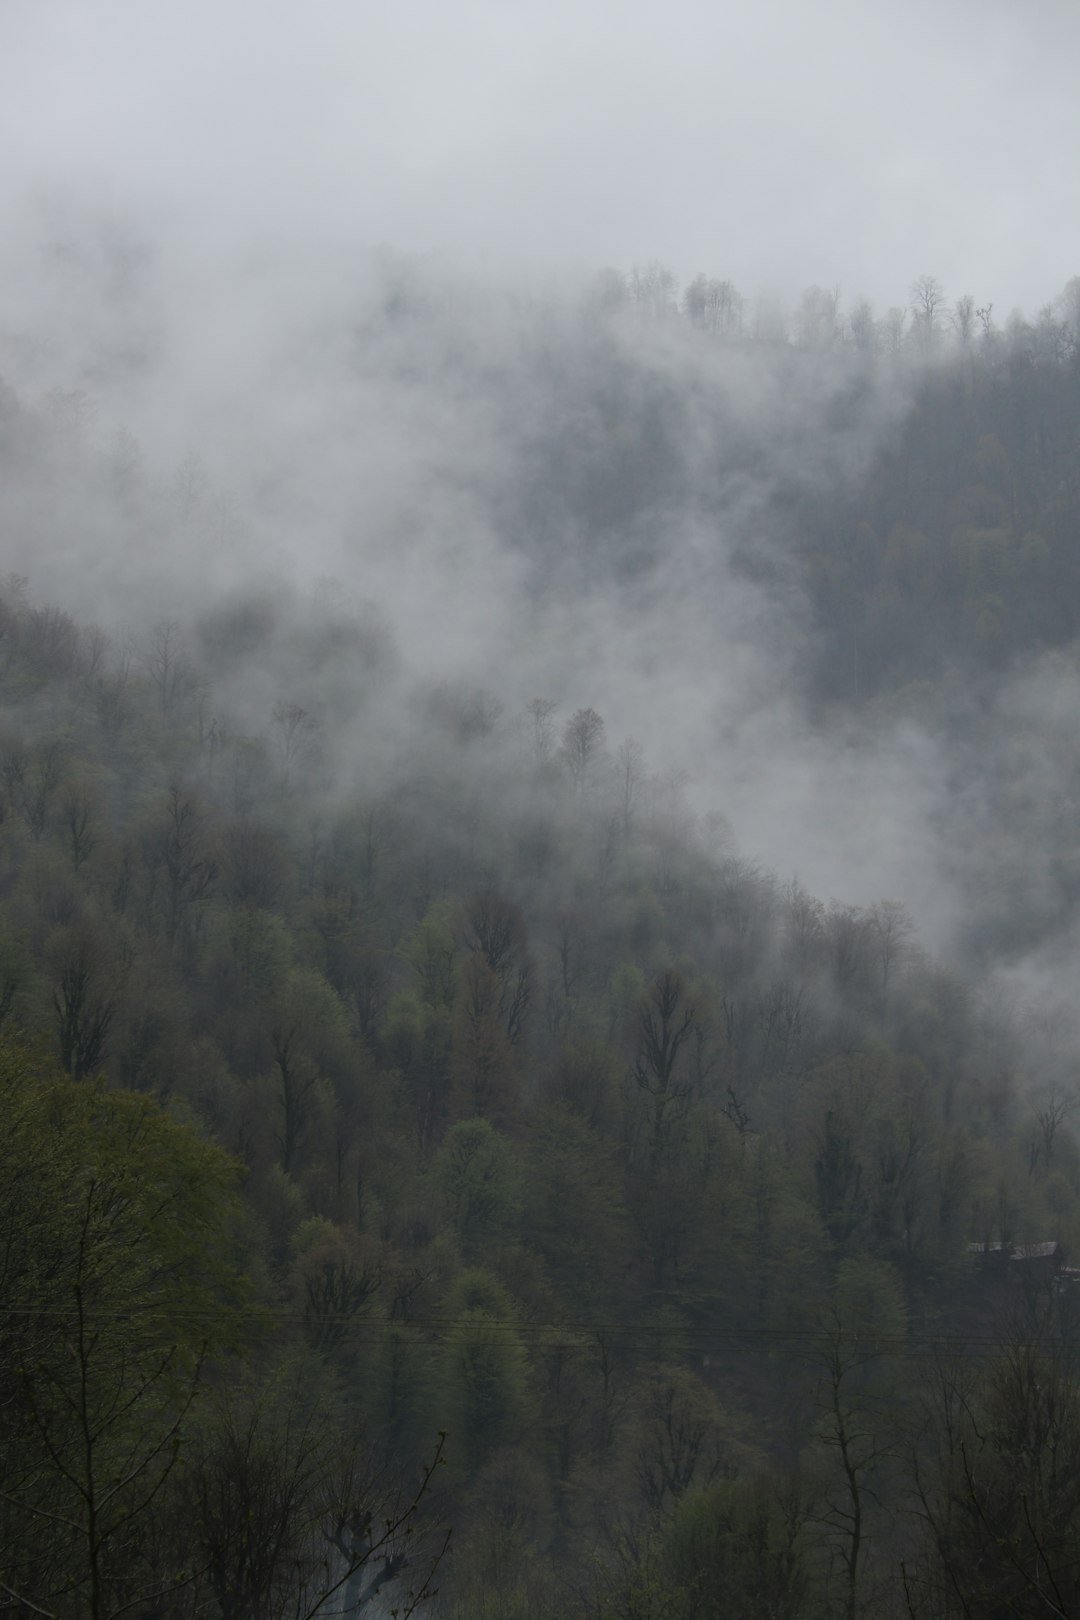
[966,1239,1065,1288]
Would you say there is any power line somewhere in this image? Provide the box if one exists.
[1,1301,1074,1360]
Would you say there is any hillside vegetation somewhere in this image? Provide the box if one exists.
[3,268,1080,1617]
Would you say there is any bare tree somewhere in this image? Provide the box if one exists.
[951,293,976,346]
[462,892,533,1047]
[181,1370,449,1620]
[146,785,217,943]
[847,298,877,354]
[1032,1081,1075,1171]
[561,707,605,797]
[50,927,116,1079]
[616,736,645,834]
[144,620,199,718]
[882,306,907,355]
[811,1263,904,1620]
[631,970,697,1172]
[629,261,678,321]
[61,780,99,873]
[525,696,558,768]
[795,284,841,350]
[271,700,318,789]
[684,274,743,336]
[24,739,65,839]
[910,274,945,354]
[869,899,913,1000]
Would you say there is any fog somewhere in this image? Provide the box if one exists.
[3,0,1079,310]
[2,1,1079,1030]
[0,230,1040,953]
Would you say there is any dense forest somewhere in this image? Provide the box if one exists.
[3,253,1080,1618]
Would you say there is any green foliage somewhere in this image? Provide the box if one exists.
[831,1255,907,1369]
[448,1448,556,1618]
[288,1217,383,1353]
[404,902,459,1010]
[434,1117,522,1257]
[434,1270,534,1479]
[621,1364,736,1513]
[383,986,427,1068]
[368,1319,435,1463]
[206,902,295,997]
[6,489,1080,1614]
[257,1161,307,1267]
[521,1104,629,1312]
[658,1476,811,1620]
[0,1039,251,1616]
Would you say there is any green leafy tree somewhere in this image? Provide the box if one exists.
[657,1475,812,1620]
[434,1271,533,1479]
[0,1040,250,1618]
[434,1118,522,1259]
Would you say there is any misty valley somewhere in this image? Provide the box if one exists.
[3,249,1080,1618]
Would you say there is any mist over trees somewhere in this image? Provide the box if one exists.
[2,227,1080,1616]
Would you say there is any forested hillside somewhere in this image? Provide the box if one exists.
[3,262,1080,1617]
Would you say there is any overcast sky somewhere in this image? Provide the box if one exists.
[2,0,1077,315]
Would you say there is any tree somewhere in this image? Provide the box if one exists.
[0,1041,249,1618]
[461,892,533,1049]
[144,784,217,945]
[59,778,100,873]
[271,700,319,791]
[1030,1081,1075,1172]
[810,1256,905,1620]
[451,953,516,1121]
[815,1108,868,1246]
[910,275,945,355]
[144,620,199,717]
[616,736,645,834]
[684,275,743,336]
[434,1118,522,1258]
[952,293,976,346]
[23,738,66,839]
[288,1217,383,1354]
[882,306,907,355]
[657,1474,811,1620]
[827,902,874,998]
[521,1103,628,1313]
[525,697,558,768]
[795,285,840,350]
[631,1365,729,1513]
[181,1360,448,1619]
[906,1317,1080,1620]
[268,968,346,1175]
[868,898,913,1001]
[630,970,697,1173]
[561,707,605,797]
[434,1271,533,1479]
[49,923,116,1079]
[848,299,877,354]
[404,905,458,1012]
[220,816,291,909]
[629,261,678,321]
